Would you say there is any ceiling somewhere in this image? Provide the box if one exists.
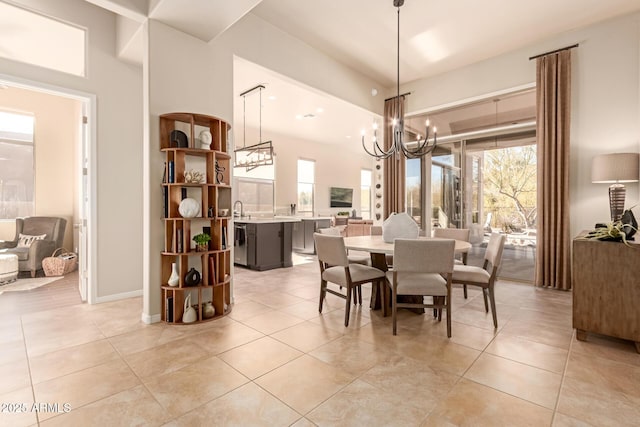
[81,0,640,151]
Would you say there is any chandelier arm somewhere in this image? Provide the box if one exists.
[362,136,393,159]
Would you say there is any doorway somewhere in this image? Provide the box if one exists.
[0,74,95,301]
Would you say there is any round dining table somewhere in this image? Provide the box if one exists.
[343,235,472,311]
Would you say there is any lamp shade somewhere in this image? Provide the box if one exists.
[591,153,639,183]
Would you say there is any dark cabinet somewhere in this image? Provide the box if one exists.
[293,218,331,254]
[245,222,293,271]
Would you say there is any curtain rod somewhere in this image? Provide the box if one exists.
[529,43,579,60]
[385,91,411,102]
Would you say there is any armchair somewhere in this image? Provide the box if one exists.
[0,217,67,277]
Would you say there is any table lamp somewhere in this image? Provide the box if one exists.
[591,153,639,222]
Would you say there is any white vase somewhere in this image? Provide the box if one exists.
[168,262,179,287]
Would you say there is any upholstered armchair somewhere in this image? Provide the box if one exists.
[0,217,67,277]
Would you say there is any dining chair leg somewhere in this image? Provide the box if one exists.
[482,288,489,312]
[319,279,327,313]
[488,287,498,328]
[380,280,388,317]
[358,285,363,305]
[463,284,468,299]
[446,295,452,338]
[392,284,398,335]
[344,286,352,327]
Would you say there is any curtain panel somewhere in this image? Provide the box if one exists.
[383,96,406,218]
[535,50,572,290]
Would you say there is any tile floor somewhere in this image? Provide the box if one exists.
[1,258,639,426]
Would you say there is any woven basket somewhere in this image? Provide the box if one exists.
[42,248,78,277]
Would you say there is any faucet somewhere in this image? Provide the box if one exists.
[233,200,244,218]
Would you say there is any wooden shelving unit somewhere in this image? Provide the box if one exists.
[160,112,232,324]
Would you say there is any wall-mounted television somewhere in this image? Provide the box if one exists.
[330,187,353,208]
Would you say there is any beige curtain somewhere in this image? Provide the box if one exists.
[383,96,406,218]
[535,50,572,290]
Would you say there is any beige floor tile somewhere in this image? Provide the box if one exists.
[218,336,303,379]
[393,333,481,376]
[240,310,305,335]
[552,412,593,426]
[428,320,499,351]
[423,378,553,426]
[0,386,37,427]
[107,323,189,355]
[144,355,248,418]
[255,354,354,414]
[271,320,343,353]
[247,291,307,310]
[308,379,429,426]
[308,305,372,333]
[359,355,459,412]
[86,305,149,337]
[23,321,105,357]
[227,300,273,321]
[485,334,569,373]
[464,352,562,409]
[187,320,265,355]
[39,385,169,427]
[0,323,24,345]
[33,359,141,421]
[279,300,331,320]
[0,339,27,365]
[500,318,574,350]
[0,357,31,395]
[164,382,301,426]
[564,351,640,399]
[290,417,316,427]
[571,333,640,367]
[124,337,210,379]
[309,336,397,377]
[29,339,121,384]
[557,376,640,426]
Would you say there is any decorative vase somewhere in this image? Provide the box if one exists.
[184,268,201,287]
[182,294,197,323]
[202,301,215,319]
[178,198,200,218]
[168,262,179,287]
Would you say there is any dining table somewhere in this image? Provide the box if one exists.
[343,234,472,311]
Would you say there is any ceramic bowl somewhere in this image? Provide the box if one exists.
[218,208,229,217]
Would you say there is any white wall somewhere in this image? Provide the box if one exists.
[402,12,640,238]
[268,130,372,216]
[0,0,143,300]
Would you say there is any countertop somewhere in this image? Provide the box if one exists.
[274,216,332,221]
[234,217,301,224]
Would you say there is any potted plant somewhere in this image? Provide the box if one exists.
[193,233,211,252]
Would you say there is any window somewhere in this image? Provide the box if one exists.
[297,159,315,216]
[234,157,275,215]
[0,111,35,219]
[361,169,372,219]
[0,2,86,77]
[236,178,274,216]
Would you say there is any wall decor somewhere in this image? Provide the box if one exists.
[170,129,188,148]
[178,198,200,218]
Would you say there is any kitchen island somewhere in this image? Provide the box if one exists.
[234,217,300,271]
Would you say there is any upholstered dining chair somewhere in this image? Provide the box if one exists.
[318,227,370,304]
[386,238,455,337]
[451,232,506,328]
[314,232,386,326]
[433,227,470,264]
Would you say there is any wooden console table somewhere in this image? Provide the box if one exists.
[572,232,640,353]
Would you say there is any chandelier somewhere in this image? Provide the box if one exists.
[234,84,275,171]
[362,0,437,159]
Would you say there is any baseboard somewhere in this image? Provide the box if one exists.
[142,312,161,324]
[93,289,142,304]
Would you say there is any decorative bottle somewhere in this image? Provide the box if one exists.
[168,263,179,287]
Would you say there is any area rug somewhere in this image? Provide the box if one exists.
[0,277,63,295]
